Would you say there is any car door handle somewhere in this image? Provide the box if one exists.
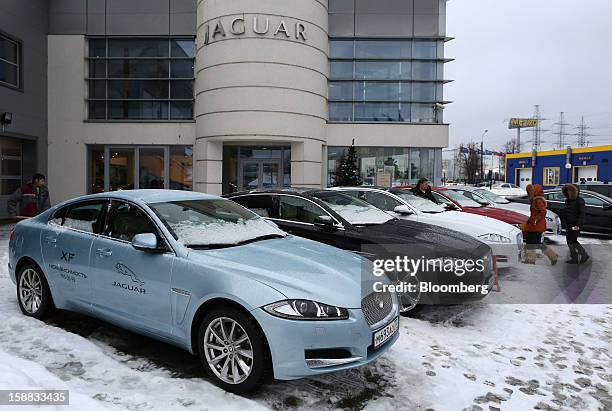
[43,236,57,244]
[96,248,113,257]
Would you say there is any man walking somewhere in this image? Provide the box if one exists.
[7,173,51,218]
[561,183,589,264]
[411,178,438,203]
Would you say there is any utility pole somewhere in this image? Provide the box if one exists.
[575,116,592,147]
[531,105,548,152]
[480,130,488,183]
[552,112,570,149]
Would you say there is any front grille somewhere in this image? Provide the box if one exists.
[361,291,393,327]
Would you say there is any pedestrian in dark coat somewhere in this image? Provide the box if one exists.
[7,174,51,218]
[561,183,589,264]
[520,184,557,265]
[411,178,438,203]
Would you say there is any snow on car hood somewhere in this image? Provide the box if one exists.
[328,204,393,225]
[416,210,520,241]
[187,236,376,309]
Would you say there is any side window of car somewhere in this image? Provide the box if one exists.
[279,196,327,224]
[49,205,69,226]
[361,191,400,211]
[103,201,160,243]
[546,192,565,202]
[582,194,605,207]
[231,195,276,218]
[63,201,106,234]
[431,192,447,204]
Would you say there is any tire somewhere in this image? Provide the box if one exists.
[16,263,55,320]
[197,307,270,394]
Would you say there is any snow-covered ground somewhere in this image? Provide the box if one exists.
[0,226,610,410]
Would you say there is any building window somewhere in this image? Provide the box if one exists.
[0,33,21,89]
[87,38,195,121]
[328,39,447,123]
[327,146,438,187]
[543,167,560,186]
[88,145,193,193]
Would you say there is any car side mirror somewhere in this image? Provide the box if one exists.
[603,204,612,211]
[131,233,160,252]
[314,215,336,231]
[393,205,413,215]
[445,202,457,210]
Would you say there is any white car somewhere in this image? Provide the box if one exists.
[448,186,562,235]
[487,183,525,198]
[331,187,523,268]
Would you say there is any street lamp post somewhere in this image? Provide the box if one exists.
[480,129,488,183]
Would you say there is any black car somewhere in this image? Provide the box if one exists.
[507,189,612,235]
[225,189,495,315]
[574,183,612,198]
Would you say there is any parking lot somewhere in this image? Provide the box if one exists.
[0,226,610,410]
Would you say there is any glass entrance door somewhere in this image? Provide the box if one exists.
[240,160,281,190]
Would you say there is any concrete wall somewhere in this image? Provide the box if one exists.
[47,35,195,203]
[0,0,49,179]
[195,0,329,194]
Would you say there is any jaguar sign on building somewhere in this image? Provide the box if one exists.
[203,15,308,45]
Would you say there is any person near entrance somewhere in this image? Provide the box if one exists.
[561,183,590,264]
[520,184,558,265]
[411,178,438,203]
[7,173,51,218]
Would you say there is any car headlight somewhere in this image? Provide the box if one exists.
[263,300,349,321]
[478,233,512,243]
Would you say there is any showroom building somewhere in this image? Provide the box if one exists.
[0,0,450,211]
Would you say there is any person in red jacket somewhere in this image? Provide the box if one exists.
[7,173,51,218]
[520,184,558,265]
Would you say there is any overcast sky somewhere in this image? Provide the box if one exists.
[444,0,612,153]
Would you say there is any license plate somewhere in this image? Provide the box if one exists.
[373,317,399,349]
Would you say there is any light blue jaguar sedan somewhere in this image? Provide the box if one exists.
[8,190,399,393]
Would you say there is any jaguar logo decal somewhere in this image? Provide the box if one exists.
[115,263,145,286]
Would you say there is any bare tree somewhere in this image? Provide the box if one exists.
[458,143,481,184]
[502,138,518,154]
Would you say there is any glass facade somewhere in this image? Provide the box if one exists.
[222,146,291,194]
[329,39,446,123]
[88,145,193,193]
[87,38,195,121]
[0,33,21,89]
[327,146,439,187]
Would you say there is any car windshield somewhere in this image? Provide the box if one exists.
[441,190,484,208]
[312,192,393,225]
[391,191,446,213]
[475,189,510,204]
[149,199,285,248]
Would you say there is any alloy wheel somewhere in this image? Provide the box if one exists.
[19,268,42,314]
[203,317,254,384]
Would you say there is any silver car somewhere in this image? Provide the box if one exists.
[448,186,562,234]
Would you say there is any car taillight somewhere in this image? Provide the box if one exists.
[9,227,15,242]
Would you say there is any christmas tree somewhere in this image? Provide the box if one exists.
[336,139,362,186]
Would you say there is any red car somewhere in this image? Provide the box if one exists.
[399,186,528,227]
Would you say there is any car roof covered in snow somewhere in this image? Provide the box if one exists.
[67,190,221,205]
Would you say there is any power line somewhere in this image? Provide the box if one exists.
[552,112,571,149]
[574,116,593,147]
